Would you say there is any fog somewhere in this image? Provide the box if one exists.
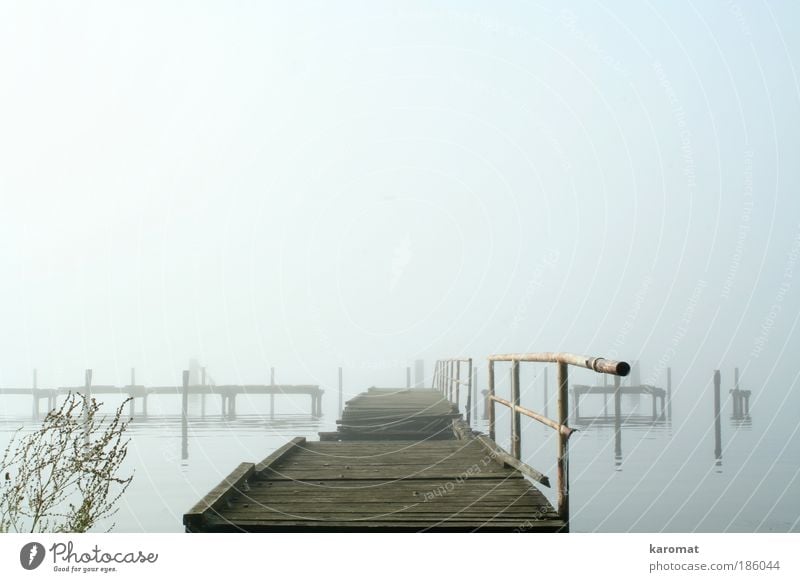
[1,1,799,413]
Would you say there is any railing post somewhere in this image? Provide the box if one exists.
[455,360,461,409]
[467,358,474,426]
[543,366,549,418]
[448,360,454,402]
[511,359,521,460]
[556,362,569,525]
[488,360,496,442]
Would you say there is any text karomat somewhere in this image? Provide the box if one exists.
[650,545,700,554]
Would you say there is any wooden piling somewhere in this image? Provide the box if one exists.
[201,367,206,417]
[406,366,411,389]
[84,369,92,445]
[32,368,38,420]
[666,367,672,420]
[129,368,136,419]
[270,367,275,419]
[182,370,189,460]
[182,370,189,420]
[713,370,722,461]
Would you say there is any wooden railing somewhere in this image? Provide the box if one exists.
[432,358,474,424]
[488,353,630,523]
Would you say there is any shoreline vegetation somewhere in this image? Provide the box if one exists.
[0,393,133,533]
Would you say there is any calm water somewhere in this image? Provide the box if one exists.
[1,378,798,533]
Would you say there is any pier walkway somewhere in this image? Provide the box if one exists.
[184,387,561,532]
[183,352,630,533]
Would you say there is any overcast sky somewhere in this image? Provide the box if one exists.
[1,2,798,399]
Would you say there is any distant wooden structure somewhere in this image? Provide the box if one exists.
[571,383,667,421]
[730,367,751,419]
[184,351,630,533]
[0,368,323,420]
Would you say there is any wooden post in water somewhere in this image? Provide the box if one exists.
[270,367,275,419]
[651,392,657,420]
[556,362,569,525]
[129,368,136,419]
[713,370,722,462]
[666,367,672,420]
[182,370,189,460]
[84,369,92,445]
[603,373,608,417]
[338,367,343,417]
[406,366,411,389]
[201,367,206,418]
[732,367,743,418]
[614,374,622,468]
[488,360,496,442]
[510,360,521,459]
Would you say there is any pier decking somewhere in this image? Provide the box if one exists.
[184,387,562,532]
[183,352,631,533]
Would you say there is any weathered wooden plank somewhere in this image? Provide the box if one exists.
[183,462,255,531]
[185,386,561,532]
[254,436,306,473]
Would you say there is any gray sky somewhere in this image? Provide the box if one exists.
[1,1,798,399]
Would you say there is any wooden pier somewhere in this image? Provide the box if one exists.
[184,352,631,533]
[185,387,561,532]
[0,371,323,420]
